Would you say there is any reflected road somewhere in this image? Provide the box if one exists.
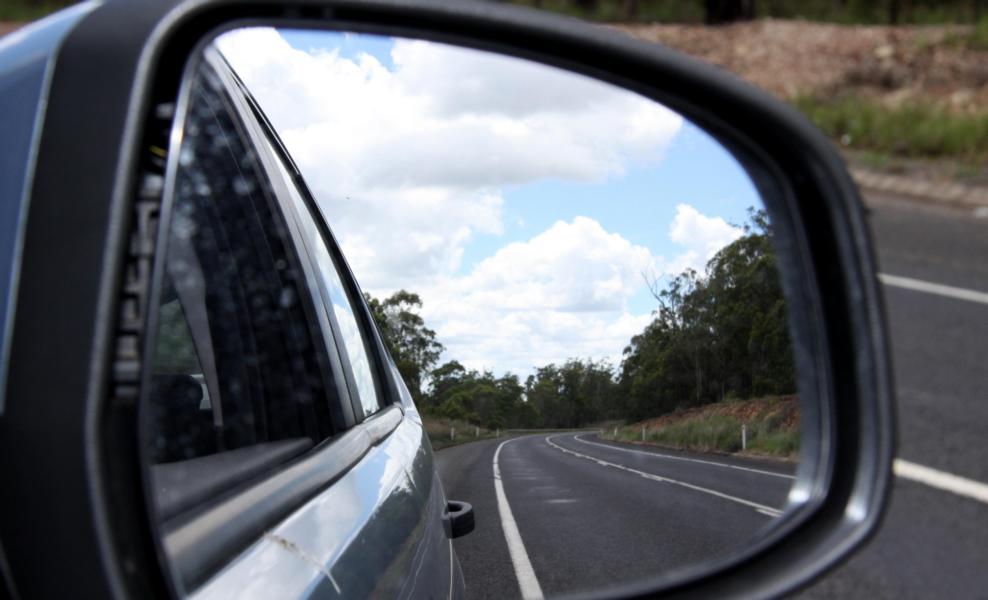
[436,432,794,598]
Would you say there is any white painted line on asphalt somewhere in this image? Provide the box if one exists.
[574,434,795,480]
[493,437,545,600]
[879,273,988,305]
[447,539,454,600]
[895,459,988,505]
[546,436,782,518]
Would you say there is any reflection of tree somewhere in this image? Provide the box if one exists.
[623,209,795,420]
[365,290,443,404]
[329,441,429,598]
[152,300,201,373]
[370,210,794,428]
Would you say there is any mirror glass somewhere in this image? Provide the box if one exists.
[144,25,807,599]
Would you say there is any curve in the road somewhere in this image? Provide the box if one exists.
[492,436,544,600]
[545,435,783,518]
[573,434,795,480]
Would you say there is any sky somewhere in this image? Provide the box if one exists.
[216,28,764,378]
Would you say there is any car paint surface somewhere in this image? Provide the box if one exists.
[175,50,462,598]
[191,418,457,599]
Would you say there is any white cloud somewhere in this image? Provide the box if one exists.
[217,28,683,292]
[667,203,744,272]
[215,30,749,377]
[413,212,738,377]
[417,217,656,375]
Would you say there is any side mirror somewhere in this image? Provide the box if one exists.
[0,1,894,599]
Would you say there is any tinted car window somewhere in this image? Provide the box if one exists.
[260,134,384,419]
[146,58,337,473]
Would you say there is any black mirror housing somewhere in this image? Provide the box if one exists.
[0,1,894,598]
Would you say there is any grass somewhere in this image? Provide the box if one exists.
[855,150,896,171]
[942,17,988,51]
[604,404,799,458]
[0,0,74,22]
[794,94,988,163]
[423,417,501,450]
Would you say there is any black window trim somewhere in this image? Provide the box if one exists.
[204,47,361,432]
[140,47,407,593]
[149,47,347,452]
[256,130,382,423]
[221,54,406,420]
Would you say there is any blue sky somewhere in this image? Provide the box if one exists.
[466,123,760,315]
[286,29,394,67]
[282,28,760,318]
[226,28,765,374]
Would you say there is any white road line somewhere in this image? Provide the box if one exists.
[879,273,988,305]
[447,539,454,600]
[895,459,988,505]
[546,435,782,518]
[574,434,795,480]
[493,437,545,600]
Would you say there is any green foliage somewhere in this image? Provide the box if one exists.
[942,15,988,50]
[426,362,544,429]
[152,300,201,373]
[619,210,796,422]
[0,0,75,21]
[794,94,988,162]
[370,211,793,439]
[365,290,444,404]
[423,417,498,450]
[606,399,799,457]
[523,359,619,428]
[650,414,744,453]
[747,428,800,455]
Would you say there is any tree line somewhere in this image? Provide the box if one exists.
[365,209,795,430]
[512,0,988,26]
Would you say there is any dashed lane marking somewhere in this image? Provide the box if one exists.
[546,435,783,518]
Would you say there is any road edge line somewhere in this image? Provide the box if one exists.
[493,437,545,600]
[879,273,988,305]
[894,459,988,504]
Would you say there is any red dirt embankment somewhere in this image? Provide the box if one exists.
[639,395,800,432]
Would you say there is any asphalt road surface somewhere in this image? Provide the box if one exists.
[435,432,795,598]
[436,193,988,598]
[797,193,988,599]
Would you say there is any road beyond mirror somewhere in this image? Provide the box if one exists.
[144,25,811,599]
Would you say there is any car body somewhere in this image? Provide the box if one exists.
[0,8,469,599]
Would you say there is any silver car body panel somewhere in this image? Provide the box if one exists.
[191,417,454,599]
[182,49,461,599]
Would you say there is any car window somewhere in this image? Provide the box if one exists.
[145,57,339,503]
[259,133,384,419]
